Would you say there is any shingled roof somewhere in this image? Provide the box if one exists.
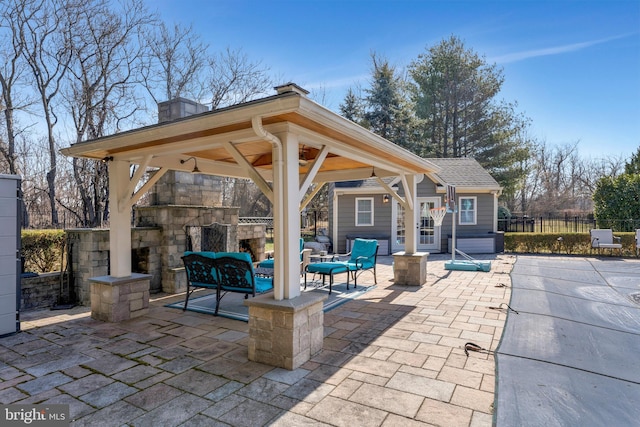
[426,158,501,190]
[335,157,501,192]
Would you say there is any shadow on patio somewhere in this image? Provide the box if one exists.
[3,254,514,426]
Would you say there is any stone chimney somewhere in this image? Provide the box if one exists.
[274,83,309,97]
[157,97,209,123]
[149,98,221,206]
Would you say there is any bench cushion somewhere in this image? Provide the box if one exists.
[255,276,274,293]
[215,252,252,262]
[350,239,377,261]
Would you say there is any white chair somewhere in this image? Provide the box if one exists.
[590,229,622,256]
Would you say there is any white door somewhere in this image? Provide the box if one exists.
[392,197,441,252]
[417,197,440,252]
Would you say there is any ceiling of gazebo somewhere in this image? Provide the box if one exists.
[61,84,440,183]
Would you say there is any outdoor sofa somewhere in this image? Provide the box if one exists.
[181,251,273,315]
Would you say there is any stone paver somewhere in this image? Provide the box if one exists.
[57,373,113,396]
[79,381,137,407]
[4,254,518,426]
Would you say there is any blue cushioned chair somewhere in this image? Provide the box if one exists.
[304,238,378,294]
[258,238,306,272]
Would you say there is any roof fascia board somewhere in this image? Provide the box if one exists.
[60,95,302,158]
[426,172,447,187]
[111,128,261,162]
[435,185,503,193]
[333,187,385,195]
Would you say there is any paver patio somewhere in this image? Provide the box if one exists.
[1,254,514,426]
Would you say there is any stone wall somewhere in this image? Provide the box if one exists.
[66,229,109,306]
[20,272,67,310]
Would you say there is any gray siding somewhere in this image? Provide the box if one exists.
[397,179,495,252]
[439,193,495,251]
[333,175,498,254]
[335,193,393,254]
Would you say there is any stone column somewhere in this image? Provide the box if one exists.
[393,252,429,286]
[89,273,151,322]
[245,292,327,370]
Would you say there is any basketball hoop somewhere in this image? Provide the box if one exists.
[429,206,447,227]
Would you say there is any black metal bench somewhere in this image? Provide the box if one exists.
[181,252,273,315]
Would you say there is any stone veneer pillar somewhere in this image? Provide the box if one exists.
[245,292,327,370]
[393,252,429,286]
[89,273,151,322]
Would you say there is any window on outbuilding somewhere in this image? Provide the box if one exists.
[355,197,374,226]
[459,196,477,225]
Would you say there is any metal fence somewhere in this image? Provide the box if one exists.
[499,215,640,233]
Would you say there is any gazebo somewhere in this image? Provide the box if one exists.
[61,83,439,369]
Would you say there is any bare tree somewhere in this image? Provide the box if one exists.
[580,154,626,193]
[16,0,78,226]
[204,47,272,109]
[141,21,207,104]
[0,0,34,176]
[200,47,274,211]
[62,0,155,226]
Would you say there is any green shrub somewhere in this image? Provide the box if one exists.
[21,230,66,273]
[504,232,637,257]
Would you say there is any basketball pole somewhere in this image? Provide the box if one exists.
[451,201,456,262]
[435,184,491,272]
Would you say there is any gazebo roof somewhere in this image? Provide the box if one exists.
[61,83,439,183]
[60,83,438,303]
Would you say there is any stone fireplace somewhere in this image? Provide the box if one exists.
[238,223,266,263]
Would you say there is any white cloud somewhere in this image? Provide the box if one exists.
[491,34,633,64]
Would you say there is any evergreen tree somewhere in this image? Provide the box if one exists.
[593,174,640,231]
[408,35,530,191]
[624,147,640,175]
[363,54,417,151]
[339,87,364,124]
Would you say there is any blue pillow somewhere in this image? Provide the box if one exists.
[258,259,274,268]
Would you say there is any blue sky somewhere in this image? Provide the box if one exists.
[151,0,640,159]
